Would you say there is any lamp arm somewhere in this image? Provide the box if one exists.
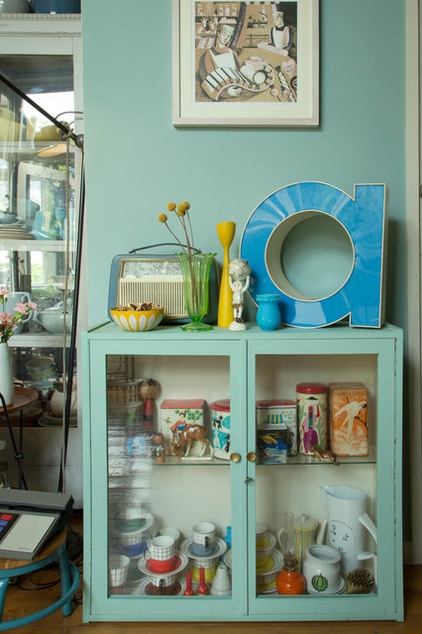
[0,70,83,147]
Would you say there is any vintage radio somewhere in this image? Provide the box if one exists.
[108,248,220,324]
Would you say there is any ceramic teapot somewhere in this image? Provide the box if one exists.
[320,485,377,576]
[34,302,72,334]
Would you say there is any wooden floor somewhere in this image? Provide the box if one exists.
[0,511,420,634]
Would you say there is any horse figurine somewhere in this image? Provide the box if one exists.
[173,424,213,459]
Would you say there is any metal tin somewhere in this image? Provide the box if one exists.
[160,399,205,457]
[210,399,230,460]
[329,382,369,456]
[256,399,297,456]
[257,428,288,463]
[296,383,327,455]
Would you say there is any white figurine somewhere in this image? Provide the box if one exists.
[228,258,251,331]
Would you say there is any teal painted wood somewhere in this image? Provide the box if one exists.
[82,323,403,622]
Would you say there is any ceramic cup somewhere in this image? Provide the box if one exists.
[155,526,181,548]
[302,544,342,595]
[119,529,149,558]
[148,572,179,595]
[116,504,149,531]
[109,554,130,593]
[145,535,176,573]
[191,521,216,556]
[191,555,217,583]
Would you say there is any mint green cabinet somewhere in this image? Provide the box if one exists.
[82,322,403,622]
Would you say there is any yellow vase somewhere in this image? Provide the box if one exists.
[216,221,236,328]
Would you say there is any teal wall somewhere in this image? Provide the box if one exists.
[82,0,406,328]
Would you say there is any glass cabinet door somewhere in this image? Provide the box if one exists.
[0,16,83,501]
[86,333,247,620]
[247,332,400,619]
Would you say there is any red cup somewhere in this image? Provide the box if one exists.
[147,555,177,573]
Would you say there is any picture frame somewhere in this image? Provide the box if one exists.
[172,0,319,127]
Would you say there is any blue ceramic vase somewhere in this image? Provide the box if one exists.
[256,294,281,331]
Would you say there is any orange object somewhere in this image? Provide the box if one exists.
[276,553,305,595]
[329,382,369,456]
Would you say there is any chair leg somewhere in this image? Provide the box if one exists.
[0,578,8,621]
[57,550,74,616]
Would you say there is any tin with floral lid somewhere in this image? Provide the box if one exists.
[296,383,327,455]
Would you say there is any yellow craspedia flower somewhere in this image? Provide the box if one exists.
[178,202,189,214]
[183,201,190,210]
[167,202,176,211]
[158,213,168,223]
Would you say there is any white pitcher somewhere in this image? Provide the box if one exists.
[320,485,377,576]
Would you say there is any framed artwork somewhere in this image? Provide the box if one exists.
[173,0,319,127]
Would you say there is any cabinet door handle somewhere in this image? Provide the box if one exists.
[244,477,253,484]
[230,452,241,463]
[247,452,257,463]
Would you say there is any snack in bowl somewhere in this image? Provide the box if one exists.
[110,302,164,332]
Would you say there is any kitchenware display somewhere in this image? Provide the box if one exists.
[116,507,153,533]
[49,378,77,417]
[190,560,217,583]
[138,577,186,596]
[181,537,227,561]
[255,526,283,594]
[210,563,231,596]
[110,306,164,332]
[109,554,130,594]
[34,303,72,334]
[302,544,344,595]
[0,213,22,224]
[25,355,59,387]
[144,535,176,573]
[138,551,188,578]
[320,485,377,576]
[155,527,181,548]
[191,521,216,556]
[292,513,321,571]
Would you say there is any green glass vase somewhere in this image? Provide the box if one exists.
[176,252,215,332]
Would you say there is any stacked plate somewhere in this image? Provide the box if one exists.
[0,216,34,240]
[255,529,283,594]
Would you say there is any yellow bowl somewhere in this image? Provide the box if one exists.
[110,307,164,332]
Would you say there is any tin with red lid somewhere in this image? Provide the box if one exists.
[296,383,327,455]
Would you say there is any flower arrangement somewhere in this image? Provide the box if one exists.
[158,201,198,256]
[0,290,37,343]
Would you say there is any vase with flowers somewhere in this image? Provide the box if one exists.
[158,201,215,332]
[0,290,37,406]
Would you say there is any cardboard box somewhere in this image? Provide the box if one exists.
[329,383,369,456]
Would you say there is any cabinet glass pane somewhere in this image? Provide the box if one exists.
[106,353,232,598]
[254,353,377,599]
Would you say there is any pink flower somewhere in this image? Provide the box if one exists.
[0,292,37,343]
